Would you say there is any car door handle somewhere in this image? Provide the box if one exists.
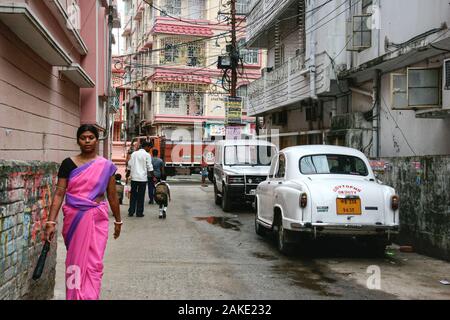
[278,182,282,185]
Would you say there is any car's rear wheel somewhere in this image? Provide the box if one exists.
[221,185,232,212]
[275,217,292,255]
[214,181,221,205]
[366,238,387,258]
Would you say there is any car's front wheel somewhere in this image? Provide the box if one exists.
[214,181,221,205]
[221,185,232,212]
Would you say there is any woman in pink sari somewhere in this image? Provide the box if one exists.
[45,125,122,300]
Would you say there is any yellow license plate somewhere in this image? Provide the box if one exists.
[336,198,362,215]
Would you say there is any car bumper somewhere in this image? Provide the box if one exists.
[287,221,400,236]
[226,184,258,200]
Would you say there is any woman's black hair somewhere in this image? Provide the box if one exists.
[77,124,99,140]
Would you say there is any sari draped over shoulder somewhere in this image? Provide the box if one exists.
[62,157,116,300]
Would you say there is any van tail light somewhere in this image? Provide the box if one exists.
[391,195,399,211]
[300,193,307,208]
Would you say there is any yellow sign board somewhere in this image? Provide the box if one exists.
[225,97,242,125]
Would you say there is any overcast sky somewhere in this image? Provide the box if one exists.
[112,0,125,56]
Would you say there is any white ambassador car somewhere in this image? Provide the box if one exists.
[255,145,400,255]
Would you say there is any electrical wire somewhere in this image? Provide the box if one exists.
[118,0,362,102]
[306,0,362,35]
[143,0,226,25]
[114,25,245,58]
[118,0,334,60]
[114,50,227,70]
[379,93,416,156]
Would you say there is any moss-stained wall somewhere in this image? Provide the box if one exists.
[374,156,450,261]
[0,160,58,299]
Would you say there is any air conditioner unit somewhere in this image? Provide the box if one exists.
[442,59,450,110]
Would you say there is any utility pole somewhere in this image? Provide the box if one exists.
[217,0,247,136]
[230,0,238,97]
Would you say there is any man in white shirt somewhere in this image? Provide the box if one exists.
[127,141,154,217]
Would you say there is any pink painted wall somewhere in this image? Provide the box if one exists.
[0,21,80,162]
[80,2,110,126]
[26,0,82,64]
[98,6,106,97]
[80,0,98,125]
[0,1,114,162]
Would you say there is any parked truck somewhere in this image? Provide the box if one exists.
[126,136,215,181]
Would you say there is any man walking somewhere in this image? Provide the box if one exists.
[148,149,165,204]
[127,141,154,217]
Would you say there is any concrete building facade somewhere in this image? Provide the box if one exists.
[246,0,450,156]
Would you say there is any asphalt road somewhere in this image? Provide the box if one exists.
[53,177,450,300]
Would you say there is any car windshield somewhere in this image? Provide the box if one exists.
[224,145,276,166]
[299,154,369,176]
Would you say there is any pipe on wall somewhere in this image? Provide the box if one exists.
[309,0,317,99]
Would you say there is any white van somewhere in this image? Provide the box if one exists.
[213,139,278,212]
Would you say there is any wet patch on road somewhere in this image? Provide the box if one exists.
[195,216,242,231]
[271,261,341,298]
[252,252,279,261]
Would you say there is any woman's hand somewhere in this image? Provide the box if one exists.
[45,224,57,243]
[114,223,121,239]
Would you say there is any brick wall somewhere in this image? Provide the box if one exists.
[374,156,450,261]
[0,160,58,300]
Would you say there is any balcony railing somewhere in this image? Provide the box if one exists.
[247,0,296,43]
[247,52,331,116]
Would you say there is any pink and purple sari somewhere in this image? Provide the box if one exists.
[62,157,116,300]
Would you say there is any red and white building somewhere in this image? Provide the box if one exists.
[115,0,263,143]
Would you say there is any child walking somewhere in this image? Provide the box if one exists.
[155,181,171,219]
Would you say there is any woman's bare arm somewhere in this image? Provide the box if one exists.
[106,176,122,239]
[45,178,67,242]
[106,176,121,222]
[48,178,67,222]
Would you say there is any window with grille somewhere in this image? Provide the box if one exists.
[164,0,181,16]
[408,68,441,107]
[352,15,372,50]
[161,37,205,66]
[391,74,408,109]
[165,92,181,108]
[164,43,179,63]
[238,39,259,65]
[186,93,204,116]
[391,69,441,109]
[187,0,206,19]
[187,44,201,67]
[236,0,251,15]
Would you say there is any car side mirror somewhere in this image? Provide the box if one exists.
[373,173,382,183]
